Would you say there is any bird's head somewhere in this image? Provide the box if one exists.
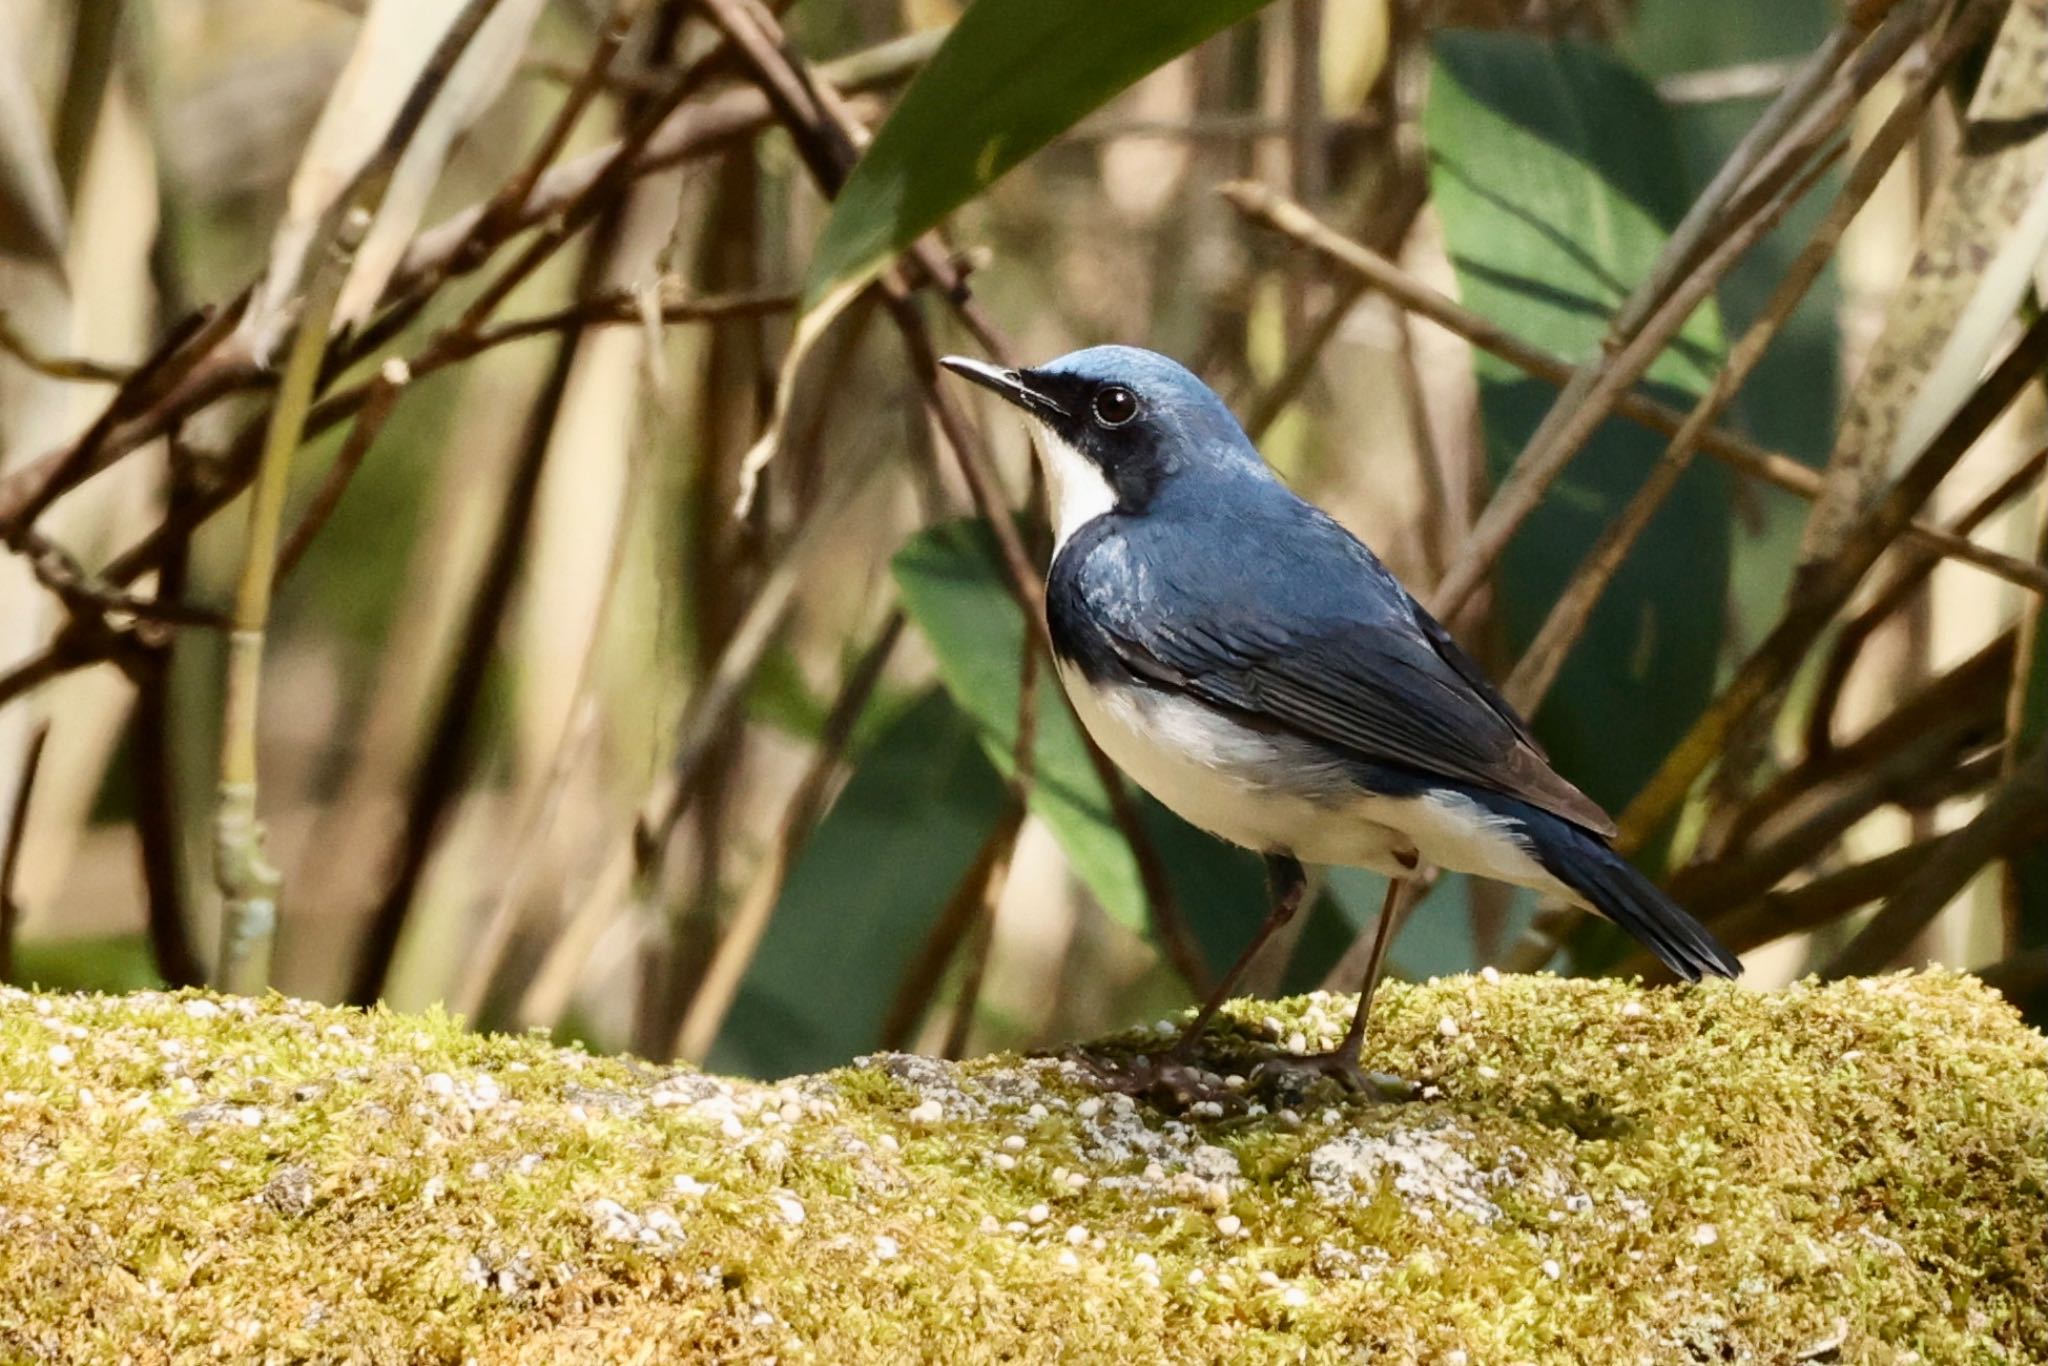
[940,345,1268,547]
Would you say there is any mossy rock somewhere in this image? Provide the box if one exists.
[0,972,2041,1363]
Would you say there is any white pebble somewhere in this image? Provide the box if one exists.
[877,1134,900,1152]
[673,1175,711,1199]
[1437,1015,1460,1038]
[1215,1214,1242,1237]
[873,1235,899,1260]
[993,1154,1016,1171]
[1057,1249,1080,1269]
[1075,1097,1102,1119]
[1285,1031,1307,1054]
[1001,1134,1026,1152]
[1692,1224,1719,1247]
[1541,1259,1561,1280]
[1620,1000,1645,1019]
[422,1072,454,1097]
[46,1043,72,1066]
[183,999,221,1020]
[1281,1285,1309,1308]
[773,1195,806,1226]
[1133,1252,1158,1274]
[1479,966,1501,985]
[1065,1225,1089,1246]
[906,1099,944,1126]
[1025,1203,1050,1226]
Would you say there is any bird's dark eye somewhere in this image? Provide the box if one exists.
[1091,385,1138,428]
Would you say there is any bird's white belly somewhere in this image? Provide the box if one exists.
[1059,665,1575,900]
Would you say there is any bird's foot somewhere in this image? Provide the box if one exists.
[1249,1049,1420,1106]
[1062,1047,1246,1112]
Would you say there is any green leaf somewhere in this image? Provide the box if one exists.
[711,689,1009,1079]
[892,519,1268,968]
[11,934,165,994]
[1426,32,1732,830]
[892,520,1142,927]
[1623,0,1842,664]
[804,0,1276,310]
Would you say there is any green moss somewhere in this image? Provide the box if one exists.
[0,973,2040,1362]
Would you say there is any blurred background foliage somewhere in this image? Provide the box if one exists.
[0,0,2044,1077]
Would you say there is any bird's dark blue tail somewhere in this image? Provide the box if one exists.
[1507,800,1741,982]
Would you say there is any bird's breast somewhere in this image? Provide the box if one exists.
[1054,661,1418,875]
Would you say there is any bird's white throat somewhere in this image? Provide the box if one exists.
[1029,421,1117,551]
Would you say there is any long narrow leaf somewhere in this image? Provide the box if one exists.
[804,0,1278,311]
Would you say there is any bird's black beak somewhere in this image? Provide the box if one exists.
[938,355,1066,417]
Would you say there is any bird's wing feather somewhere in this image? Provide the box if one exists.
[1073,518,1616,837]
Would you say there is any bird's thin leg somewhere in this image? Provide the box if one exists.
[1168,853,1305,1061]
[1251,875,1418,1102]
[1328,875,1405,1071]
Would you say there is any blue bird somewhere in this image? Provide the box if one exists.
[940,344,1740,1095]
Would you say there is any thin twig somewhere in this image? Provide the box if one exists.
[1807,444,2048,760]
[0,725,49,984]
[1220,183,2048,597]
[0,28,932,554]
[1423,131,1846,623]
[1825,734,2048,977]
[0,303,225,535]
[450,697,603,1021]
[1503,12,1977,715]
[1615,312,2048,854]
[701,0,1204,992]
[673,609,906,1062]
[1733,629,2014,851]
[940,801,1027,1059]
[633,453,888,884]
[129,465,205,989]
[454,0,638,266]
[1424,5,1908,625]
[0,310,129,384]
[215,0,511,993]
[1503,139,1845,710]
[274,361,412,580]
[346,225,613,1007]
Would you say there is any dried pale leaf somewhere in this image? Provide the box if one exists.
[239,0,544,360]
[0,6,67,269]
[1891,167,2048,466]
[1799,0,2048,561]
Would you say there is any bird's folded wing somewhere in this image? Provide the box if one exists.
[1102,612,1617,838]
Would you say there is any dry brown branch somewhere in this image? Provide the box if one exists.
[696,0,1203,993]
[0,30,934,555]
[1501,1,1992,717]
[1613,310,2048,855]
[1805,444,2048,760]
[1501,141,1847,713]
[1826,735,2048,977]
[0,310,128,384]
[1220,183,2048,596]
[0,724,47,983]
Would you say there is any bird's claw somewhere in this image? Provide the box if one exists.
[1249,1050,1420,1105]
[1064,1048,1243,1110]
[1065,1043,1420,1113]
